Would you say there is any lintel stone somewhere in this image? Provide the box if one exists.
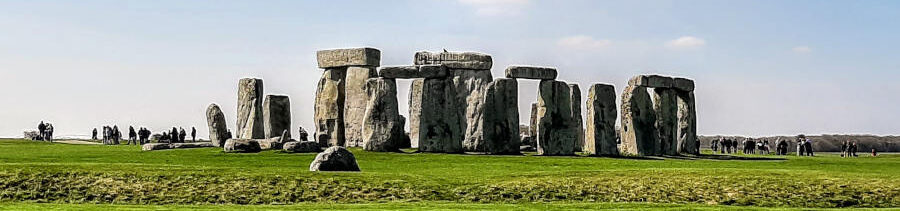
[414,51,492,70]
[628,75,674,88]
[673,77,695,92]
[316,47,381,68]
[379,65,449,79]
[505,65,558,80]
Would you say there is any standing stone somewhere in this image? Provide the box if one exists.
[526,103,538,146]
[206,103,230,147]
[654,88,678,156]
[674,78,698,155]
[585,84,617,156]
[569,84,584,152]
[237,78,264,139]
[263,95,291,139]
[416,78,463,153]
[314,68,346,147]
[408,79,423,148]
[414,51,492,149]
[465,78,520,154]
[361,78,404,152]
[620,83,657,156]
[536,80,576,156]
[344,66,378,147]
[309,146,361,172]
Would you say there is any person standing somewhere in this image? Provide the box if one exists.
[92,128,98,140]
[38,121,46,141]
[179,128,186,143]
[190,127,196,142]
[804,138,813,156]
[171,127,179,143]
[127,126,137,145]
[299,127,309,142]
[45,123,54,142]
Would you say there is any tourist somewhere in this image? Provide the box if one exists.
[38,121,46,141]
[850,142,858,157]
[871,148,877,157]
[171,127,178,143]
[299,127,309,142]
[45,123,54,142]
[711,138,719,153]
[804,138,813,156]
[191,127,196,142]
[128,126,137,145]
[841,141,848,157]
[179,127,186,143]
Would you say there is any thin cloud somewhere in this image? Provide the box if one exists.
[792,46,812,54]
[665,36,706,49]
[458,0,531,16]
[557,35,611,50]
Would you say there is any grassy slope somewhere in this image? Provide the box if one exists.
[0,139,898,209]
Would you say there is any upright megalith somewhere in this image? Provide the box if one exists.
[569,84,584,152]
[263,95,291,139]
[315,47,380,147]
[206,103,230,147]
[314,68,346,147]
[414,79,463,153]
[653,87,678,156]
[585,84,617,156]
[361,78,405,152]
[237,78,265,139]
[674,77,698,155]
[536,80,576,156]
[464,78,520,154]
[415,51,492,149]
[527,103,538,145]
[620,78,657,156]
[344,67,378,147]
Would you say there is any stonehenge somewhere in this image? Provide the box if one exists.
[237,78,265,139]
[304,47,700,157]
[585,84,617,156]
[620,75,698,156]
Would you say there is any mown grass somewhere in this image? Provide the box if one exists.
[0,139,898,209]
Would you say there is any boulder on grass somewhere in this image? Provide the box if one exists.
[309,146,360,171]
[223,139,262,153]
[283,141,322,153]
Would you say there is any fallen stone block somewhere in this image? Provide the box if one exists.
[505,65,558,80]
[316,47,380,68]
[309,146,360,172]
[223,139,262,153]
[283,141,322,153]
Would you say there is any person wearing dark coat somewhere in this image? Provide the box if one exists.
[92,128,98,140]
[178,128,186,143]
[190,127,196,142]
[171,127,179,143]
[38,121,46,141]
[127,126,137,145]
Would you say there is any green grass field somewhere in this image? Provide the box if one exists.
[0,139,897,210]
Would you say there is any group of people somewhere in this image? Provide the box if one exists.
[712,138,774,155]
[796,135,814,156]
[710,138,739,154]
[95,125,122,145]
[159,127,196,143]
[841,140,860,157]
[35,121,55,142]
[129,126,153,145]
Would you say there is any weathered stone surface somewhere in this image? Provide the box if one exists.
[569,84,584,152]
[316,47,380,68]
[415,78,463,153]
[283,141,322,153]
[673,77,695,92]
[676,91,699,155]
[654,88,678,156]
[263,95,291,139]
[309,146,360,172]
[408,79,423,148]
[206,103,230,147]
[585,84,618,156]
[505,65,558,80]
[223,139,262,153]
[397,115,411,149]
[520,145,535,152]
[344,66,377,147]
[529,103,538,143]
[454,69,493,150]
[536,80,576,156]
[257,137,285,150]
[620,84,657,156]
[237,78,265,139]
[379,65,449,79]
[628,75,674,88]
[464,78,520,154]
[314,68,346,147]
[361,78,405,152]
[414,51,492,70]
[141,142,216,151]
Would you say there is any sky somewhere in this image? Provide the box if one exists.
[2,0,900,139]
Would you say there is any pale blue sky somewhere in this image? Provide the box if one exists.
[2,0,899,138]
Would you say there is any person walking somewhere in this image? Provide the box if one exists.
[191,127,196,142]
[92,128,98,140]
[128,126,137,145]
